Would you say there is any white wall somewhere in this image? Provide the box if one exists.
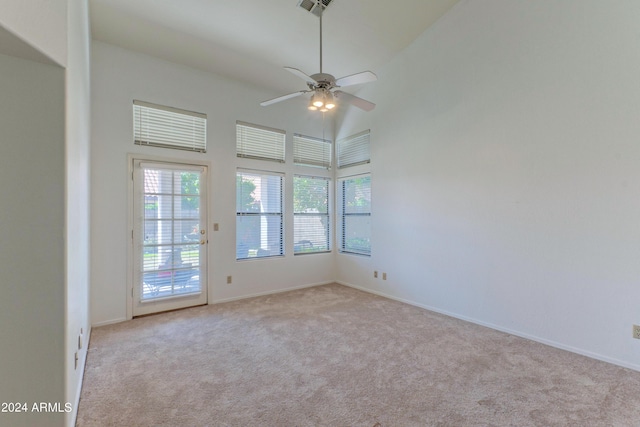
[91,41,335,326]
[0,52,66,427]
[0,0,67,66]
[65,0,91,425]
[336,0,640,370]
[0,1,91,425]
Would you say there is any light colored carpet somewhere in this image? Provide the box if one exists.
[77,283,640,426]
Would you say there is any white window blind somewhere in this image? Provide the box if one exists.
[236,121,285,162]
[338,174,371,256]
[337,130,370,168]
[133,100,207,152]
[293,134,332,169]
[294,176,330,254]
[236,169,284,259]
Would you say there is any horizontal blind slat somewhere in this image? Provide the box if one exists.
[236,170,284,259]
[134,101,207,152]
[293,134,332,169]
[236,122,285,162]
[337,130,370,168]
[293,175,330,254]
[338,174,371,256]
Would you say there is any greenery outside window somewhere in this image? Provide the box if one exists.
[236,170,284,259]
[293,176,330,254]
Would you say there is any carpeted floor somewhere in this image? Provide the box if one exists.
[77,283,640,426]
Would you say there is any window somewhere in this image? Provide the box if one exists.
[293,176,330,254]
[132,160,208,316]
[338,174,371,256]
[293,134,332,169]
[133,100,207,152]
[337,130,370,168]
[236,170,284,259]
[236,121,285,162]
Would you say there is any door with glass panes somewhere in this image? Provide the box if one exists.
[132,160,207,316]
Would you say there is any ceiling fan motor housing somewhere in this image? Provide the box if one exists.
[297,0,333,17]
[309,73,336,90]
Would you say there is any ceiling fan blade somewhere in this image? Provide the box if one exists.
[334,91,376,112]
[284,67,317,85]
[335,71,377,88]
[260,91,308,107]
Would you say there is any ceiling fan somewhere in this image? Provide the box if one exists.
[260,0,377,112]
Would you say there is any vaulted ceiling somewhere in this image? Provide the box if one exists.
[90,0,459,96]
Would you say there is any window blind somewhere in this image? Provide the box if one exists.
[134,100,207,152]
[337,129,370,168]
[338,174,371,256]
[293,176,330,254]
[236,121,285,162]
[293,134,332,169]
[236,169,284,259]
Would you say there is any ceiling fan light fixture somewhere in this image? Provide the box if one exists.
[308,102,318,111]
[311,93,324,108]
[324,92,335,109]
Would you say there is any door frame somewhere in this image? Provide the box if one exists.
[127,154,211,319]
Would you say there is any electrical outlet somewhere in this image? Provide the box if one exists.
[633,324,640,339]
[374,271,378,278]
[382,272,387,280]
[227,275,232,284]
[213,223,219,231]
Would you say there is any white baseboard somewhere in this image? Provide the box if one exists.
[92,317,128,328]
[336,280,640,373]
[94,283,335,327]
[210,281,334,305]
[67,326,91,427]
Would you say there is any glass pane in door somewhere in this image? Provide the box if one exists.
[140,167,202,300]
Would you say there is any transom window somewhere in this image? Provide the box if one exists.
[236,121,285,162]
[337,130,370,168]
[293,133,332,169]
[133,100,206,152]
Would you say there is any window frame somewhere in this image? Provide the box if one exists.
[336,129,370,169]
[133,100,207,153]
[236,169,285,260]
[293,175,331,255]
[338,174,371,256]
[293,133,332,169]
[236,121,286,163]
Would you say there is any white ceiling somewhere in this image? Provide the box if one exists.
[89,0,459,96]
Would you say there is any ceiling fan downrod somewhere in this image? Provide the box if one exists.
[318,0,323,74]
